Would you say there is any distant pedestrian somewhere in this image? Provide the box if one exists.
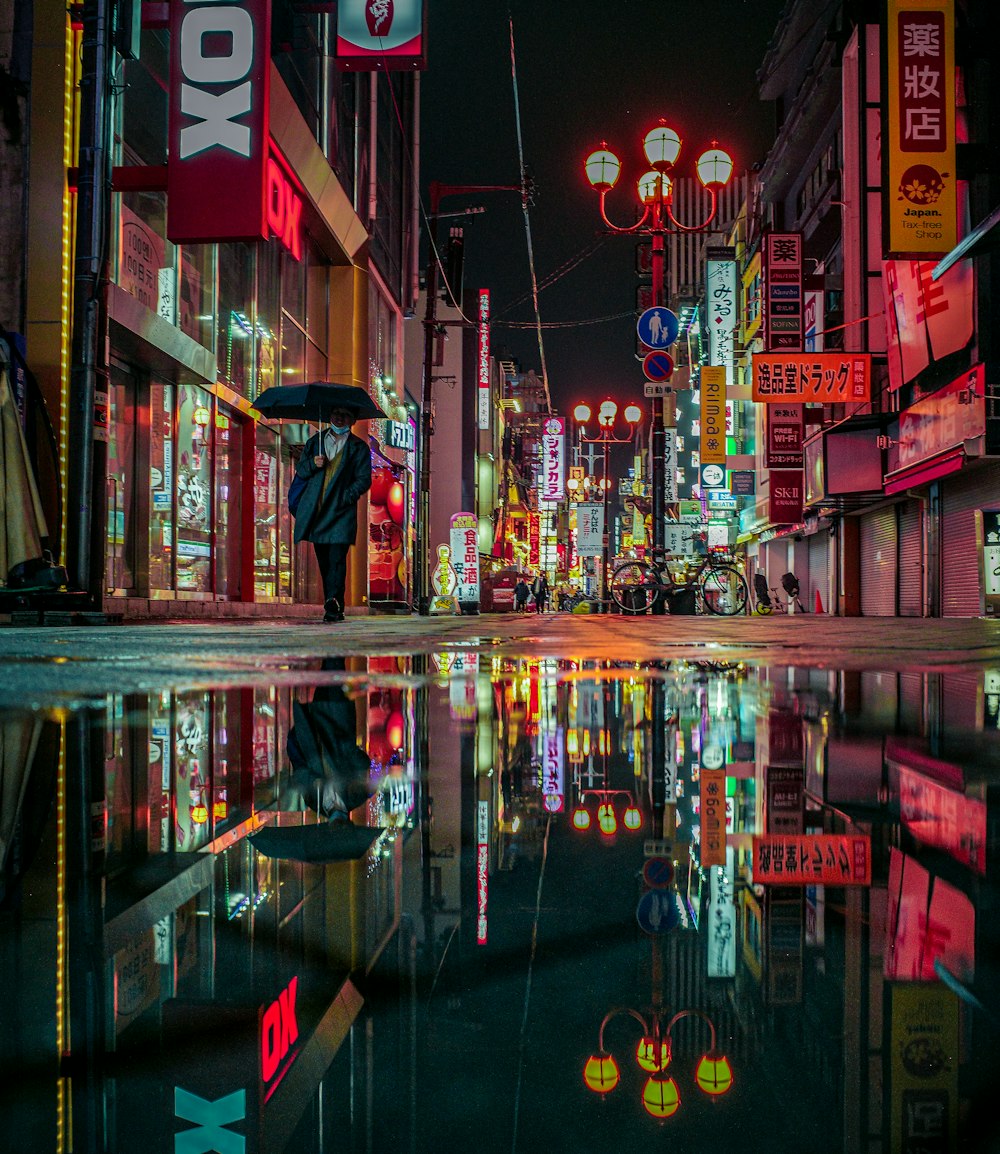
[514,577,530,612]
[531,573,549,614]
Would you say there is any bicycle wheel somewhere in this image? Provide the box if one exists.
[610,562,659,613]
[700,564,749,616]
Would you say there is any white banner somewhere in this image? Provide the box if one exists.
[706,257,738,387]
[477,289,491,430]
[449,512,480,605]
[707,846,737,978]
[576,502,604,557]
[663,427,677,502]
[541,416,565,500]
[541,726,564,813]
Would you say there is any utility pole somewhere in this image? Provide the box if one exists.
[416,180,520,615]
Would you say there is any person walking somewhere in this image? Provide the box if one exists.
[531,572,549,614]
[514,576,530,612]
[290,406,372,622]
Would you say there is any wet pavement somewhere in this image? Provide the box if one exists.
[1,614,999,1152]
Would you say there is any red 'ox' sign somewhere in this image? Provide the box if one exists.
[266,156,303,261]
[260,975,299,1085]
[168,0,272,245]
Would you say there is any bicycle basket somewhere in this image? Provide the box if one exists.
[780,572,800,598]
[753,572,771,604]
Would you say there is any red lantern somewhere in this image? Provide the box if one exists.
[387,481,405,525]
[386,709,405,750]
[370,469,393,507]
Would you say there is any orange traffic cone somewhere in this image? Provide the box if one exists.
[814,589,824,614]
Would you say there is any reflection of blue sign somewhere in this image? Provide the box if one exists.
[642,351,674,382]
[637,307,679,349]
[636,889,681,935]
[642,857,675,889]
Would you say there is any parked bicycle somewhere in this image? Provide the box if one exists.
[610,550,749,616]
[753,571,805,614]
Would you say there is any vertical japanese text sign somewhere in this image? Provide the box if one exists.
[168,0,272,244]
[764,232,803,351]
[541,417,565,500]
[700,769,727,868]
[699,366,727,466]
[706,249,737,387]
[477,290,491,430]
[885,0,956,257]
[449,513,480,607]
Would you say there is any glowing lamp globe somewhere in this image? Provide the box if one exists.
[624,404,642,425]
[696,144,734,188]
[637,171,671,206]
[585,146,621,191]
[695,1053,733,1096]
[597,803,617,836]
[642,1074,680,1119]
[574,403,592,424]
[623,805,642,831]
[387,481,405,525]
[636,1036,671,1073]
[584,1052,620,1094]
[643,122,682,171]
[598,399,618,426]
[191,803,208,825]
[572,806,592,831]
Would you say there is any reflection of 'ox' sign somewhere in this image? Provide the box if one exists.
[261,976,299,1084]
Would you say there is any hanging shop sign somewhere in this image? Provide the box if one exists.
[885,0,956,257]
[662,428,677,502]
[889,983,959,1154]
[752,834,871,886]
[752,353,872,403]
[576,502,604,558]
[449,512,480,610]
[707,848,737,979]
[335,0,427,70]
[477,289,490,430]
[894,364,986,472]
[541,727,564,814]
[541,417,565,500]
[706,249,737,383]
[768,470,804,524]
[763,232,802,351]
[476,799,489,945]
[883,253,972,389]
[700,769,727,868]
[699,366,726,465]
[765,404,805,468]
[168,0,272,244]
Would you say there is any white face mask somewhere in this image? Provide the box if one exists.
[330,423,350,436]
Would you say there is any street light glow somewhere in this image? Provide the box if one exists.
[584,145,621,190]
[624,404,642,425]
[574,403,592,424]
[643,121,682,171]
[696,143,734,188]
[637,171,671,205]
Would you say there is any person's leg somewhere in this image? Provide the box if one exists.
[314,543,349,619]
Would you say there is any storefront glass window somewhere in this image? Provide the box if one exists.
[174,692,212,852]
[278,444,294,597]
[176,386,214,592]
[257,241,281,401]
[150,383,175,592]
[215,409,243,600]
[254,427,280,597]
[107,371,138,593]
[218,243,256,398]
[178,243,215,351]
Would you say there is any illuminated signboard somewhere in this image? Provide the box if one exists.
[541,417,565,500]
[753,834,871,886]
[449,512,480,608]
[885,0,956,257]
[699,366,726,466]
[541,727,564,813]
[477,289,490,430]
[706,250,737,384]
[476,800,489,945]
[264,149,303,261]
[700,768,726,867]
[261,976,299,1100]
[752,353,872,403]
[168,0,272,244]
[335,0,427,70]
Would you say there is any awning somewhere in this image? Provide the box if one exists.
[883,448,965,495]
[932,202,1000,280]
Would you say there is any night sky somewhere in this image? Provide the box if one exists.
[419,0,790,415]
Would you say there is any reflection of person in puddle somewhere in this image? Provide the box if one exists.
[285,660,374,821]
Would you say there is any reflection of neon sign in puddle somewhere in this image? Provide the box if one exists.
[261,976,299,1100]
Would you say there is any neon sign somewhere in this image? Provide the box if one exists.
[260,976,299,1098]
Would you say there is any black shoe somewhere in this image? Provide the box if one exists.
[323,598,345,623]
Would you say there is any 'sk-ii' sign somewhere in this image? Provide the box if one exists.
[168,0,272,245]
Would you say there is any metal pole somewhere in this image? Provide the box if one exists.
[67,0,111,604]
[649,203,667,613]
[601,437,610,613]
[417,184,441,616]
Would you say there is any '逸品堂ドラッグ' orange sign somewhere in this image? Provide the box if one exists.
[752,353,871,403]
[753,834,871,886]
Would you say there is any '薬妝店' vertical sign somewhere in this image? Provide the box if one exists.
[885,0,956,257]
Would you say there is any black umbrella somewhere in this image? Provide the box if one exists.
[253,381,386,422]
[250,821,384,863]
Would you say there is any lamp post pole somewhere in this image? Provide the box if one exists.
[417,180,520,615]
[602,436,611,611]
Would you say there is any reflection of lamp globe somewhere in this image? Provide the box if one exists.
[583,1052,620,1093]
[642,1073,680,1118]
[695,1053,733,1095]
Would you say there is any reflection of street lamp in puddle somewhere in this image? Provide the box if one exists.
[584,1006,733,1118]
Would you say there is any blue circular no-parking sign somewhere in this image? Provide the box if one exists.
[637,307,679,349]
[642,351,674,382]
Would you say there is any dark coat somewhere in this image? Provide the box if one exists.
[286,691,375,817]
[293,431,372,545]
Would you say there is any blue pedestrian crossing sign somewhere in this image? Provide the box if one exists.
[636,889,682,935]
[637,307,679,350]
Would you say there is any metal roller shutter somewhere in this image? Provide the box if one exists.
[897,501,923,617]
[860,507,897,616]
[807,533,829,614]
[941,463,1000,617]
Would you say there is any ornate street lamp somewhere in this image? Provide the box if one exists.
[583,1007,733,1120]
[583,121,733,569]
[573,401,642,613]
